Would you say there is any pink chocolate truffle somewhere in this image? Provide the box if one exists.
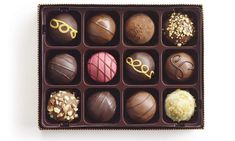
[87,52,117,83]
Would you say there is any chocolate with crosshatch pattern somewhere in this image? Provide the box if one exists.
[38,4,204,129]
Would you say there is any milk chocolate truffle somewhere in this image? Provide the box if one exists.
[165,89,196,122]
[47,91,79,122]
[125,52,155,81]
[48,54,77,84]
[87,52,117,83]
[164,12,195,47]
[49,13,78,44]
[165,52,194,81]
[87,13,116,44]
[126,91,156,123]
[125,13,155,44]
[87,91,117,122]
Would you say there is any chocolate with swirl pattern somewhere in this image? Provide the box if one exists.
[49,13,78,44]
[165,52,195,81]
[125,52,155,81]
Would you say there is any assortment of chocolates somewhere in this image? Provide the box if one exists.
[39,5,204,129]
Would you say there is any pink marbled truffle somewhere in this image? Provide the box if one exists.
[87,52,117,83]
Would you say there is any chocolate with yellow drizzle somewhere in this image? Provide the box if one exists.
[48,13,78,44]
[50,18,78,39]
[125,52,155,81]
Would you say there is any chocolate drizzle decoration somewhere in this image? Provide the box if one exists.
[50,18,78,39]
[126,57,154,79]
[170,55,194,80]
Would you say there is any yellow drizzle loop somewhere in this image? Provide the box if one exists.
[126,57,154,79]
[50,18,78,39]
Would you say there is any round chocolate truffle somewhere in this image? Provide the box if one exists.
[126,91,156,123]
[164,12,195,47]
[165,52,195,81]
[87,52,117,83]
[47,91,79,122]
[125,52,155,81]
[48,53,77,84]
[87,13,116,44]
[87,91,117,122]
[125,13,155,44]
[49,13,78,44]
[165,89,196,122]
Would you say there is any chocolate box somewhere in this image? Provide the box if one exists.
[38,4,204,129]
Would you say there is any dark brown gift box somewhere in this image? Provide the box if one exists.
[38,4,204,130]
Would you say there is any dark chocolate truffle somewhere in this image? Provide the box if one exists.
[87,52,117,83]
[125,13,155,44]
[164,12,195,47]
[125,52,155,81]
[47,91,79,122]
[49,13,78,44]
[126,91,156,123]
[165,89,196,122]
[87,91,117,122]
[48,53,77,84]
[165,52,195,81]
[87,13,116,44]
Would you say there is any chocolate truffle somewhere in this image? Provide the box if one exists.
[165,89,196,122]
[48,53,77,84]
[47,91,79,122]
[164,12,195,47]
[87,91,117,122]
[165,52,195,81]
[87,52,117,83]
[125,52,155,81]
[126,91,156,123]
[49,13,78,44]
[87,13,116,44]
[125,13,155,44]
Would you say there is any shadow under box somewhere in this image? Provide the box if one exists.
[124,11,159,46]
[162,49,198,85]
[162,88,201,125]
[123,49,159,85]
[162,9,198,47]
[124,88,160,124]
[84,88,120,123]
[84,49,120,85]
[45,49,81,85]
[45,10,81,46]
[44,88,81,127]
[84,10,120,46]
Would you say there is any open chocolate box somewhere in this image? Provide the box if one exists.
[38,4,204,129]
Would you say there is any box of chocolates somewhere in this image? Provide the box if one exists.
[38,4,204,129]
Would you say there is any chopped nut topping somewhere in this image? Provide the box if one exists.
[165,12,195,47]
[47,90,80,122]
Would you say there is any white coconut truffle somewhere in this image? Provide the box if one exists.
[165,89,196,122]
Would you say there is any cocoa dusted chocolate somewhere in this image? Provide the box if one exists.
[125,13,155,44]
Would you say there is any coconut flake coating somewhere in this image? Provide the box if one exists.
[165,89,196,122]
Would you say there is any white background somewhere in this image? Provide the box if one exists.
[1,0,234,140]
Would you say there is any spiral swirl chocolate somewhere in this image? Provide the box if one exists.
[165,52,195,81]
